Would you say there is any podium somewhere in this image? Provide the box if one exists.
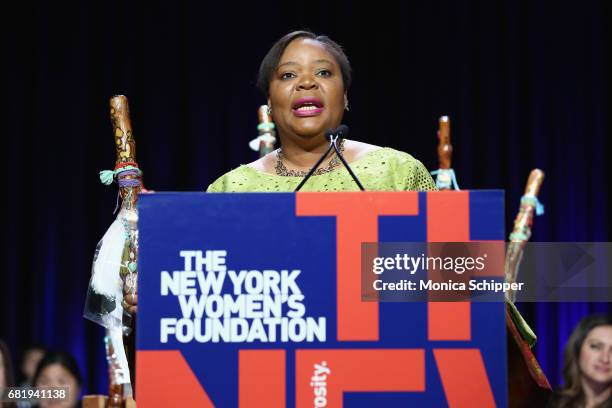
[135,191,506,407]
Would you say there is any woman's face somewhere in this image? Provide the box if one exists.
[579,325,612,387]
[268,38,345,143]
[22,348,45,382]
[35,363,80,408]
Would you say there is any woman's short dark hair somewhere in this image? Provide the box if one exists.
[257,30,352,98]
[32,351,82,388]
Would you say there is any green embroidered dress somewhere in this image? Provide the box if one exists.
[207,147,437,192]
[206,146,549,397]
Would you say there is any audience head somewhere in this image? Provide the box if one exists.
[33,351,82,408]
[20,344,46,384]
[0,339,15,389]
[556,314,612,407]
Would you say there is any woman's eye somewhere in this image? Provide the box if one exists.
[280,72,296,80]
[317,70,332,77]
[590,342,602,350]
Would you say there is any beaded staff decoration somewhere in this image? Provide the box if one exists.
[84,95,142,397]
[106,95,141,306]
[248,105,277,157]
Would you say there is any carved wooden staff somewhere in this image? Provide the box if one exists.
[109,95,140,310]
[505,169,550,408]
[109,95,141,402]
[105,335,126,408]
[85,95,142,405]
[431,116,459,190]
[505,169,545,302]
[248,105,276,156]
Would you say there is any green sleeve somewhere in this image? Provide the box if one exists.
[391,150,437,191]
[206,175,226,192]
[412,159,438,191]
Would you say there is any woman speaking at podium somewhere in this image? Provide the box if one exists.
[121,30,436,342]
[207,30,436,193]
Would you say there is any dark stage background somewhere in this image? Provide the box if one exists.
[1,0,611,396]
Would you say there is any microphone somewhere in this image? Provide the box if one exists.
[294,125,366,192]
[325,124,349,141]
[326,125,365,191]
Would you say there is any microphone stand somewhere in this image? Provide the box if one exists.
[330,135,365,191]
[294,139,336,192]
[294,129,366,192]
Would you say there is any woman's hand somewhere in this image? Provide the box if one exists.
[123,292,138,314]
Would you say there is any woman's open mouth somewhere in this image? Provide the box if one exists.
[292,97,324,117]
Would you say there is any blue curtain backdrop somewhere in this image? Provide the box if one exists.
[1,0,610,395]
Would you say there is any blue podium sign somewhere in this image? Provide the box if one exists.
[136,191,506,407]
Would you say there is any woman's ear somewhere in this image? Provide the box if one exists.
[344,93,349,111]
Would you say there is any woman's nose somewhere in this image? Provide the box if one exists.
[297,75,318,90]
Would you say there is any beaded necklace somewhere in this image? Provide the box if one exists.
[275,139,346,177]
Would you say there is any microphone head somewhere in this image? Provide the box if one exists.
[325,125,350,141]
[336,124,349,138]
